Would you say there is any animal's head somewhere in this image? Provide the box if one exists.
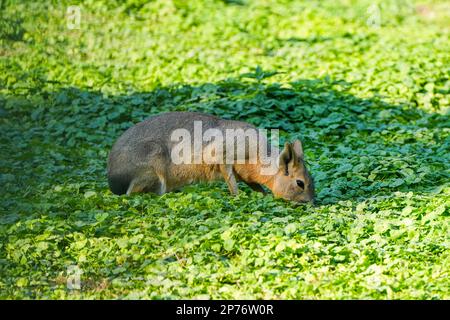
[271,140,315,204]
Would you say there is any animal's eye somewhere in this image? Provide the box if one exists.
[296,180,305,189]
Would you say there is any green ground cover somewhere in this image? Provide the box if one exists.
[0,0,449,299]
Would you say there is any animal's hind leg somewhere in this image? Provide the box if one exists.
[128,139,169,196]
[126,178,145,195]
[151,155,169,195]
[134,168,167,196]
[126,172,160,195]
[154,171,167,195]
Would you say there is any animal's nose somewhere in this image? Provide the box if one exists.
[300,196,315,205]
[297,197,314,205]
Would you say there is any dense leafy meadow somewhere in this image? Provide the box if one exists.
[0,0,449,299]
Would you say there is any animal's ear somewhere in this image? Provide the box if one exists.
[278,142,293,175]
[292,139,304,159]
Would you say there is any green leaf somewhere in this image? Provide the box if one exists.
[390,179,405,187]
[16,278,28,287]
[223,239,235,251]
[284,223,298,235]
[422,205,446,224]
[84,191,97,199]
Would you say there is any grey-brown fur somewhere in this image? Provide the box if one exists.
[107,111,314,203]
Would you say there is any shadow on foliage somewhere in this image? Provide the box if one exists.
[1,71,448,205]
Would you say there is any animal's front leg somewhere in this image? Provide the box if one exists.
[246,182,267,194]
[219,164,238,196]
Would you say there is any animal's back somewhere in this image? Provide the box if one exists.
[113,112,222,149]
[107,112,246,194]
